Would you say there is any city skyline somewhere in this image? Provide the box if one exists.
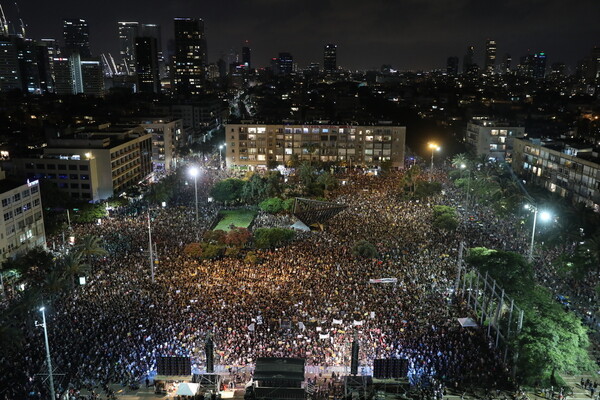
[5,0,599,70]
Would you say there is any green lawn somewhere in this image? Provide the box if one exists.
[213,209,257,231]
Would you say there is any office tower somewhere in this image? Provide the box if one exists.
[14,38,42,93]
[52,57,72,94]
[40,38,60,83]
[81,59,104,96]
[35,42,53,93]
[135,36,159,93]
[117,21,139,75]
[173,17,207,96]
[63,18,91,57]
[242,44,251,68]
[501,53,512,74]
[446,56,459,75]
[278,52,293,75]
[69,52,84,93]
[484,39,496,73]
[463,45,475,73]
[217,58,226,78]
[0,39,21,91]
[141,24,165,78]
[533,52,547,79]
[324,43,337,73]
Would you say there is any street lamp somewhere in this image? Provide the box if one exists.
[37,306,56,400]
[218,144,226,169]
[189,167,199,224]
[525,204,552,263]
[428,142,440,180]
[460,163,471,207]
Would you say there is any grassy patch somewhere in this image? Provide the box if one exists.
[213,209,257,231]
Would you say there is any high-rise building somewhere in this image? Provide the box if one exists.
[501,53,512,74]
[324,43,337,73]
[63,18,91,57]
[484,39,496,73]
[173,17,207,96]
[446,56,459,75]
[140,24,165,78]
[278,52,293,75]
[135,36,159,93]
[81,59,104,96]
[52,57,73,95]
[0,39,21,92]
[465,120,525,161]
[463,45,475,73]
[242,44,251,68]
[15,38,42,94]
[533,52,547,79]
[117,21,139,75]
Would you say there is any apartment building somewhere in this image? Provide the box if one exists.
[225,123,406,169]
[513,138,600,211]
[466,120,525,161]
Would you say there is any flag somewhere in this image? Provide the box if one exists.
[298,322,306,331]
[248,323,255,331]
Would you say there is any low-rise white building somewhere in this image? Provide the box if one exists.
[0,172,45,263]
[513,138,600,211]
[466,120,525,161]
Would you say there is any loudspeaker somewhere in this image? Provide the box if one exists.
[350,341,359,375]
[372,359,408,379]
[205,338,214,373]
[157,356,191,376]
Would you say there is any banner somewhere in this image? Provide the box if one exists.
[298,322,306,331]
[332,319,343,325]
[353,320,364,326]
[247,323,255,331]
[319,333,330,340]
[369,278,398,284]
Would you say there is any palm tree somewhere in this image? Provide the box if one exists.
[74,234,108,272]
[60,252,89,288]
[451,153,470,169]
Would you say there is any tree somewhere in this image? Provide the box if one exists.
[466,247,534,295]
[74,234,107,271]
[316,172,338,192]
[253,228,295,249]
[205,229,227,244]
[297,162,316,187]
[413,181,442,199]
[224,228,252,247]
[451,153,470,169]
[401,165,422,194]
[184,242,204,258]
[352,240,378,259]
[210,178,245,203]
[432,206,458,231]
[59,251,88,288]
[282,198,296,212]
[259,197,284,214]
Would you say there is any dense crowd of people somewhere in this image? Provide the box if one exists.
[1,167,596,399]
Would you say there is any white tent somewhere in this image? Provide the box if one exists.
[457,317,478,328]
[291,220,310,231]
[176,382,200,396]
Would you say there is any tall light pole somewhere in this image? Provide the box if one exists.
[525,204,551,263]
[428,142,440,180]
[219,144,225,169]
[147,212,155,283]
[460,163,471,207]
[37,306,56,400]
[189,167,199,223]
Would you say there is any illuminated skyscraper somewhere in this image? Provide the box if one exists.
[485,39,496,73]
[173,17,207,96]
[135,36,159,93]
[117,21,139,75]
[446,56,459,75]
[63,18,91,57]
[242,44,251,68]
[278,52,293,75]
[463,45,475,73]
[324,43,337,73]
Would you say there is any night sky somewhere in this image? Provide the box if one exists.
[11,0,600,71]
